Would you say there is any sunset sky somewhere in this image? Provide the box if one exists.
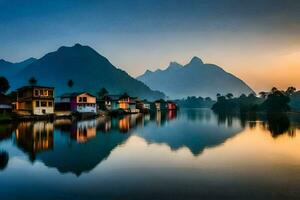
[0,0,300,92]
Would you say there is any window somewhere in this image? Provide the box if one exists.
[41,101,47,107]
[35,101,40,107]
[79,97,83,102]
[48,90,53,96]
[43,90,48,96]
[83,97,87,102]
[34,90,39,96]
[48,101,53,107]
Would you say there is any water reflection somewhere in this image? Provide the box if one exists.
[0,109,300,176]
[214,112,297,138]
[15,121,54,162]
[0,150,9,170]
[138,109,243,156]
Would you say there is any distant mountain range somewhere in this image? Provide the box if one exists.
[137,57,255,99]
[2,44,164,100]
[0,57,36,77]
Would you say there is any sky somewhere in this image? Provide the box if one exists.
[0,0,300,92]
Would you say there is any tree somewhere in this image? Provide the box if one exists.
[97,88,108,98]
[0,76,10,94]
[29,77,37,86]
[239,94,247,99]
[67,79,74,89]
[225,93,233,99]
[261,89,290,112]
[286,86,296,96]
[259,91,268,99]
[271,87,278,93]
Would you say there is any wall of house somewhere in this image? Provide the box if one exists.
[33,100,54,115]
[111,101,119,110]
[144,103,150,110]
[17,101,32,111]
[76,93,96,103]
[76,104,97,113]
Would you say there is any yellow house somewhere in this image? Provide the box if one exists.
[16,86,54,115]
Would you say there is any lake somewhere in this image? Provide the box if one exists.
[1,109,300,199]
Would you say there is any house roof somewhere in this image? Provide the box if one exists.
[17,85,54,91]
[102,94,131,101]
[155,99,166,103]
[60,92,96,98]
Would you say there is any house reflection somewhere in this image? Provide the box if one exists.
[71,120,97,143]
[15,121,54,161]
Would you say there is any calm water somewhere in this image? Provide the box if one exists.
[1,109,300,199]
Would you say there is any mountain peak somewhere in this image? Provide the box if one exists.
[188,56,204,65]
[167,62,182,70]
[145,69,152,74]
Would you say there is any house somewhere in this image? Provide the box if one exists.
[16,86,54,115]
[154,99,167,111]
[136,99,151,113]
[129,97,139,113]
[99,94,131,112]
[57,92,97,113]
[167,101,177,110]
[0,93,12,114]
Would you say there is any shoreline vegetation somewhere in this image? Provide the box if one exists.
[212,87,297,114]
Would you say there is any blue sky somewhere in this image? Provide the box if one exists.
[1,0,300,91]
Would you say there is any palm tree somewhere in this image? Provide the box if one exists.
[67,79,74,90]
[28,77,37,86]
[0,76,10,94]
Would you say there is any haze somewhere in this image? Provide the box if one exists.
[0,0,300,92]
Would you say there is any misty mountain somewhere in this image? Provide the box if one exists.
[137,57,255,99]
[11,44,164,100]
[0,57,36,77]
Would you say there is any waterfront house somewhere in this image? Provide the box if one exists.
[99,93,132,112]
[154,99,167,111]
[0,93,12,114]
[98,95,122,111]
[16,86,54,115]
[129,97,139,113]
[167,101,177,110]
[57,92,97,113]
[136,99,151,113]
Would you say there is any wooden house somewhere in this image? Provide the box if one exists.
[16,86,54,115]
[154,99,167,111]
[57,92,97,113]
[167,101,177,110]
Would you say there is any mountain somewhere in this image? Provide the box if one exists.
[137,56,254,99]
[0,57,36,77]
[11,44,164,100]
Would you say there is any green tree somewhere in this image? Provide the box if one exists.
[97,88,109,98]
[261,89,290,112]
[0,76,10,94]
[259,91,268,99]
[29,77,37,86]
[225,93,233,99]
[286,86,296,96]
